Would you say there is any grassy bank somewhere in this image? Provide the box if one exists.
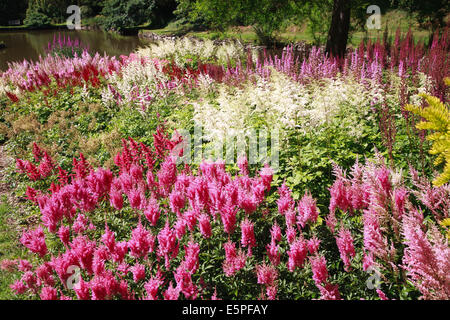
[142,10,435,47]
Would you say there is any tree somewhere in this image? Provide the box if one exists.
[24,0,52,29]
[325,0,351,58]
[176,0,301,45]
[100,0,156,33]
[395,0,450,31]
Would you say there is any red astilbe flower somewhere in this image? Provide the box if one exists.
[5,91,19,103]
[16,159,41,181]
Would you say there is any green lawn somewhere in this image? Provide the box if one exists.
[0,196,25,300]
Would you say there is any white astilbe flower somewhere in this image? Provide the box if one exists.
[193,70,308,142]
[138,38,250,67]
[103,58,171,108]
[193,70,379,144]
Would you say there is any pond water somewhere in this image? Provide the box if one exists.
[0,29,149,71]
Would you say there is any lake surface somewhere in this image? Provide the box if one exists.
[0,29,149,71]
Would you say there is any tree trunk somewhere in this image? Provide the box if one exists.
[325,0,351,58]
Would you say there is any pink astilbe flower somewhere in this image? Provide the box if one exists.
[318,283,341,300]
[309,254,329,286]
[90,271,119,300]
[402,210,450,300]
[335,227,356,271]
[285,209,297,227]
[20,226,48,257]
[329,178,352,215]
[240,218,256,255]
[169,189,186,216]
[266,240,281,266]
[17,260,33,272]
[74,279,91,300]
[21,271,38,292]
[182,241,200,274]
[40,286,58,300]
[112,241,128,263]
[174,264,198,299]
[157,156,178,196]
[130,263,146,282]
[363,207,388,260]
[101,225,116,253]
[11,280,27,295]
[222,241,247,277]
[377,289,389,300]
[1,259,17,272]
[109,185,124,211]
[145,276,164,300]
[221,205,238,234]
[144,198,161,226]
[307,236,321,255]
[174,218,187,240]
[287,237,308,272]
[393,188,409,220]
[362,252,375,272]
[70,235,96,274]
[128,187,145,210]
[72,213,89,234]
[128,222,155,259]
[297,191,319,228]
[36,262,55,287]
[259,165,273,191]
[58,225,70,246]
[211,288,220,300]
[277,183,294,214]
[237,156,249,176]
[256,263,278,287]
[270,223,282,243]
[157,220,179,269]
[198,213,212,238]
[286,225,296,244]
[163,282,180,300]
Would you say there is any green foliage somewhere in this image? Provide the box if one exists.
[405,87,450,186]
[292,0,333,45]
[179,0,302,45]
[23,0,52,29]
[100,0,156,32]
[395,0,450,30]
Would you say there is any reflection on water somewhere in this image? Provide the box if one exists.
[0,29,148,71]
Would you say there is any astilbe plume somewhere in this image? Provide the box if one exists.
[335,227,356,271]
[240,218,256,255]
[256,263,278,300]
[287,237,308,272]
[402,209,450,299]
[8,123,450,300]
[20,226,48,257]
